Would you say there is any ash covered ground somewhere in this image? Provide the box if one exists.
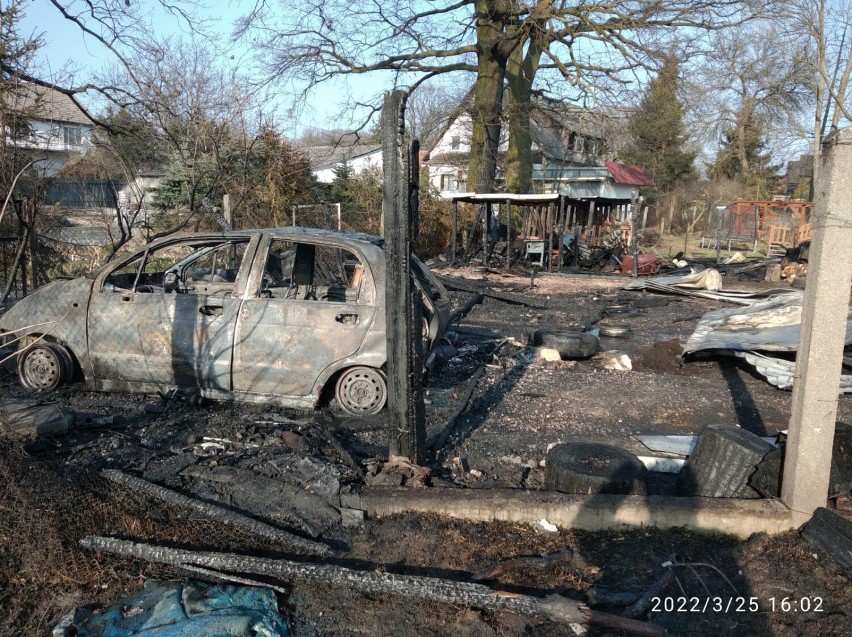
[1,266,850,636]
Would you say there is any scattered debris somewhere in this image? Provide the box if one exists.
[475,548,575,580]
[365,455,431,487]
[635,456,685,474]
[597,351,632,371]
[428,366,486,454]
[80,536,613,630]
[624,268,723,292]
[1,400,73,438]
[536,347,562,362]
[684,294,852,391]
[182,464,341,538]
[54,579,288,637]
[537,518,559,534]
[734,350,852,392]
[800,508,852,570]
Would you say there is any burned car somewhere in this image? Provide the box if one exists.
[0,228,450,415]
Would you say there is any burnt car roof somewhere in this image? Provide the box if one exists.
[136,227,385,250]
[263,227,385,247]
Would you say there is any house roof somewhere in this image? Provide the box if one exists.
[3,83,94,126]
[605,161,655,187]
[302,143,382,171]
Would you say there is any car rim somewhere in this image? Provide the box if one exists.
[19,345,66,391]
[336,367,387,415]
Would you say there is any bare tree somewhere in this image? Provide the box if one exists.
[687,21,810,191]
[240,0,765,192]
[0,0,205,128]
[788,0,852,194]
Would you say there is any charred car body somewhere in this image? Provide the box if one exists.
[0,228,450,415]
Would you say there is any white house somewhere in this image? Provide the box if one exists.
[3,83,95,175]
[304,143,383,183]
[424,98,611,195]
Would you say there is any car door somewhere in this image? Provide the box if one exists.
[87,236,255,390]
[231,236,376,397]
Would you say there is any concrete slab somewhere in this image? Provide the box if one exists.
[341,487,796,539]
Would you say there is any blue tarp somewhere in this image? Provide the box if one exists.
[56,580,287,637]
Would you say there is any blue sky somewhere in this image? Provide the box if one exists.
[15,0,392,137]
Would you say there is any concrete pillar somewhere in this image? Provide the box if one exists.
[781,128,852,524]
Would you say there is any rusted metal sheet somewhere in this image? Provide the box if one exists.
[0,228,450,414]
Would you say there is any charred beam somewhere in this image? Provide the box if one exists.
[101,469,331,556]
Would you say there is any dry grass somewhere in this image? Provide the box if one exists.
[0,433,282,635]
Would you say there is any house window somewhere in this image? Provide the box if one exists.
[587,139,598,155]
[451,136,460,151]
[573,135,585,153]
[63,126,82,147]
[440,173,458,192]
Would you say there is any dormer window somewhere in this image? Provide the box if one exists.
[63,126,82,147]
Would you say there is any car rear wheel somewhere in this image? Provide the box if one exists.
[18,343,72,391]
[335,366,387,415]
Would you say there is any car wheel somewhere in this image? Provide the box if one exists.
[18,343,72,391]
[335,367,387,415]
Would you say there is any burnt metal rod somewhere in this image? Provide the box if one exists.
[101,469,331,556]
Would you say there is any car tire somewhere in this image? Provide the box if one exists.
[632,297,669,309]
[335,366,388,415]
[544,442,648,495]
[18,343,72,391]
[598,324,632,339]
[532,329,599,359]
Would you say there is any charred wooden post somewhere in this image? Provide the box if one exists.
[81,536,589,627]
[505,201,512,272]
[630,191,640,278]
[482,202,490,263]
[546,202,554,272]
[382,90,426,464]
[451,200,458,265]
[557,196,567,273]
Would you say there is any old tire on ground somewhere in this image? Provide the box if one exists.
[532,330,599,359]
[18,343,71,391]
[633,296,670,309]
[335,366,387,415]
[545,442,648,495]
[598,324,632,339]
[601,306,640,319]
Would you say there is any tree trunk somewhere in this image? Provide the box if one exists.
[811,0,827,200]
[505,26,543,194]
[468,0,511,192]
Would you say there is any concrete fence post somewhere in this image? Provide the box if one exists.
[781,127,852,523]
